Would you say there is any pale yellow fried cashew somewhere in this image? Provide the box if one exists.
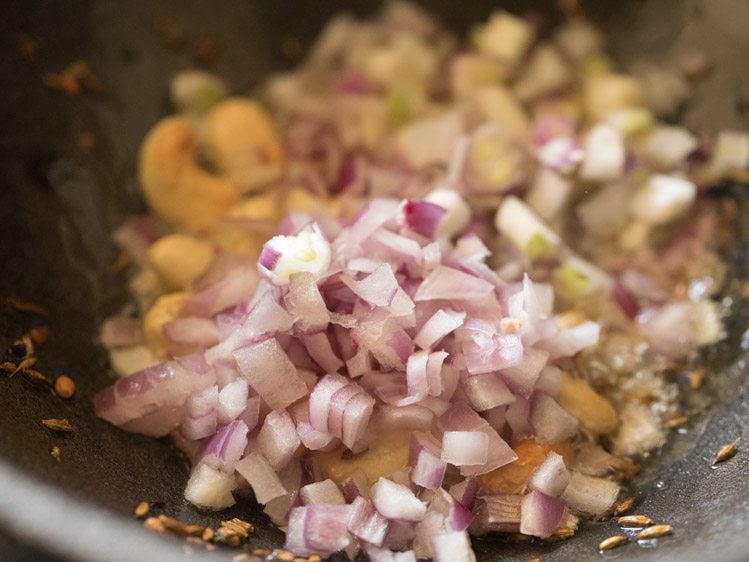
[138,116,242,230]
[203,97,285,192]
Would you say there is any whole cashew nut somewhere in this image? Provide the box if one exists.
[203,97,285,192]
[138,116,242,230]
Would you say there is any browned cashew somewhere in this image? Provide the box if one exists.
[138,116,242,230]
[203,97,285,192]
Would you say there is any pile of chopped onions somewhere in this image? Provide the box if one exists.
[95,1,742,559]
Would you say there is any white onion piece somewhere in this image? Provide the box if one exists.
[410,432,447,490]
[180,262,258,317]
[534,365,562,396]
[579,124,625,181]
[636,126,697,169]
[441,431,489,466]
[414,309,466,349]
[520,490,565,538]
[181,411,217,441]
[285,505,353,556]
[258,410,301,471]
[500,348,549,398]
[540,321,600,359]
[528,452,571,497]
[461,374,515,411]
[630,174,696,225]
[217,378,248,424]
[438,402,517,475]
[505,396,532,439]
[415,266,495,301]
[301,479,346,505]
[235,452,287,505]
[348,496,390,546]
[301,332,344,373]
[284,271,330,334]
[430,531,476,562]
[531,394,579,444]
[308,374,351,433]
[233,338,308,410]
[259,223,332,286]
[560,472,619,516]
[184,463,236,510]
[425,188,471,238]
[238,395,261,433]
[372,478,427,522]
[342,263,399,307]
[495,196,561,258]
[200,420,248,473]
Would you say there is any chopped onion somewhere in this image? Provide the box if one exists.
[348,496,390,546]
[257,410,301,471]
[461,374,515,412]
[100,316,143,349]
[528,451,571,497]
[441,431,489,466]
[530,393,579,444]
[371,477,427,522]
[430,531,476,562]
[235,452,287,505]
[285,504,353,556]
[284,271,330,334]
[217,378,249,424]
[410,431,447,490]
[260,223,332,286]
[301,478,346,505]
[184,463,236,510]
[415,266,495,302]
[560,472,619,516]
[414,309,466,350]
[233,338,308,410]
[520,490,565,538]
[400,199,448,239]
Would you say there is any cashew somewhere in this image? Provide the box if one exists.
[143,291,189,355]
[203,98,284,192]
[138,116,242,230]
[146,234,215,290]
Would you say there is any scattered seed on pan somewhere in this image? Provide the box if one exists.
[665,416,689,429]
[599,535,628,551]
[23,369,52,385]
[54,375,76,399]
[635,525,672,540]
[308,556,322,562]
[1,361,16,372]
[618,515,653,527]
[202,528,215,542]
[690,368,706,390]
[713,442,738,465]
[274,550,295,562]
[41,418,73,432]
[51,446,61,462]
[253,549,271,557]
[613,497,636,516]
[13,357,37,375]
[28,326,49,346]
[183,524,205,537]
[6,297,49,317]
[134,501,150,518]
[233,555,251,562]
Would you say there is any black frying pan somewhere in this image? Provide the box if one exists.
[1,1,748,561]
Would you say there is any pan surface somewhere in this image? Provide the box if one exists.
[0,1,747,561]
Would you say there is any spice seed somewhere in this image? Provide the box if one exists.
[51,446,61,462]
[41,418,73,432]
[24,369,52,385]
[54,375,76,399]
[613,496,636,515]
[308,556,322,562]
[599,535,628,551]
[6,297,49,317]
[202,528,214,542]
[713,442,737,465]
[134,501,150,518]
[14,357,37,375]
[274,550,295,562]
[28,326,50,345]
[665,416,689,429]
[618,515,653,527]
[635,524,673,540]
